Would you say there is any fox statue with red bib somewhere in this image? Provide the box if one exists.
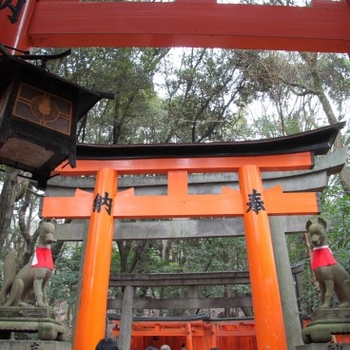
[307,217,350,309]
[0,219,56,307]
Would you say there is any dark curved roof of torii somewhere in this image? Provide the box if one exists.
[76,122,345,160]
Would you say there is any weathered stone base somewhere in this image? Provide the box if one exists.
[0,307,66,341]
[297,344,350,350]
[0,340,71,350]
[302,308,350,344]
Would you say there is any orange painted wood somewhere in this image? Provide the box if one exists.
[112,319,257,350]
[264,185,321,215]
[186,322,194,350]
[114,319,256,330]
[130,329,197,336]
[238,164,287,350]
[216,328,256,337]
[27,1,350,52]
[73,168,117,350]
[52,152,313,176]
[41,185,319,219]
[210,323,217,349]
[168,171,188,196]
[129,329,208,337]
[0,0,36,52]
[127,320,203,328]
[42,188,243,219]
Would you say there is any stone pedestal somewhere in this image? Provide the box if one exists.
[295,343,350,350]
[0,307,66,341]
[0,340,71,350]
[297,344,350,350]
[302,308,350,344]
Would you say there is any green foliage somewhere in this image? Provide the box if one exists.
[48,243,82,306]
[179,237,248,273]
[158,49,251,142]
[321,183,350,270]
[110,245,121,273]
[317,54,350,104]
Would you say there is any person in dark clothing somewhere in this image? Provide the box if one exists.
[96,338,119,350]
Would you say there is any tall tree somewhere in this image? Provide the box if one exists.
[0,167,20,256]
[299,52,350,192]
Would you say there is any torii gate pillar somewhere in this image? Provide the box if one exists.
[73,168,117,350]
[239,164,287,348]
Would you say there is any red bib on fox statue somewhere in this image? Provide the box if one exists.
[312,245,337,270]
[32,246,54,270]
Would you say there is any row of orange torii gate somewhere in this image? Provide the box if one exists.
[1,1,350,350]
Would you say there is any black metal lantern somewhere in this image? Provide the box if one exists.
[0,47,105,189]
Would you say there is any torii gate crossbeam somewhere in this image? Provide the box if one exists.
[1,0,350,53]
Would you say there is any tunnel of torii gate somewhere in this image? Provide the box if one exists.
[1,1,349,350]
[40,122,345,350]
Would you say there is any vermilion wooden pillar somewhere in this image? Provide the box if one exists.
[210,322,218,349]
[239,164,287,350]
[73,168,117,350]
[185,322,194,350]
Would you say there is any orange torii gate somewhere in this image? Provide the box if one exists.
[44,154,307,350]
[40,123,344,350]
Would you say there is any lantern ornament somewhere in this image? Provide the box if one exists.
[0,45,107,189]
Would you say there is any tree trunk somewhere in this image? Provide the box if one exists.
[0,168,19,255]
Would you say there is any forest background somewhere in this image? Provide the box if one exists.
[0,12,350,337]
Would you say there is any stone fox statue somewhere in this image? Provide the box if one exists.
[306,217,350,309]
[0,220,56,307]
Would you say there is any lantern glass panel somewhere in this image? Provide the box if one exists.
[13,83,73,135]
